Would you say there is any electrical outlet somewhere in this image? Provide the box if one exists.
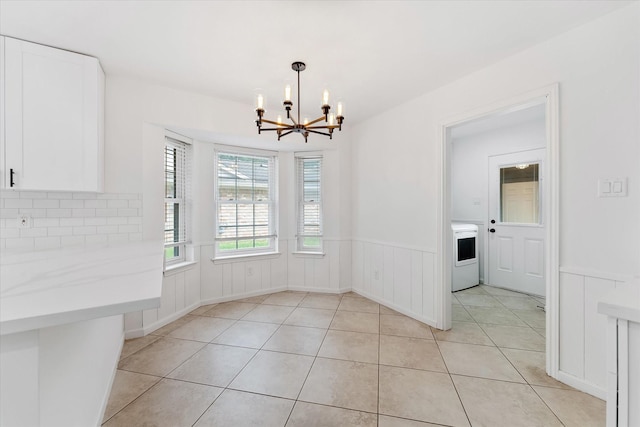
[17,214,32,229]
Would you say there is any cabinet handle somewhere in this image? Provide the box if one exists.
[10,168,16,187]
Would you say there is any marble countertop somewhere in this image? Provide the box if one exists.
[0,241,164,335]
[597,280,640,324]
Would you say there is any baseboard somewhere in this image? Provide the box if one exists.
[287,286,352,294]
[556,370,607,400]
[141,302,201,336]
[200,287,288,306]
[351,288,438,329]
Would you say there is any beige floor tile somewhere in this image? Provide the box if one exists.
[455,285,487,295]
[341,291,367,299]
[501,348,570,389]
[167,316,236,342]
[119,334,160,359]
[286,401,378,427]
[380,305,402,315]
[452,305,474,322]
[379,365,469,426]
[330,311,380,334]
[533,386,605,427]
[452,295,462,305]
[102,370,160,422]
[236,294,270,303]
[299,358,378,413]
[456,293,503,307]
[535,327,546,337]
[452,375,562,427]
[338,296,380,313]
[212,320,279,348]
[263,325,327,356]
[380,335,446,372]
[150,315,196,336]
[242,304,296,323]
[229,350,314,399]
[166,343,257,387]
[494,296,541,310]
[190,303,218,315]
[380,315,433,339]
[263,291,308,306]
[378,415,444,427]
[203,301,258,319]
[480,286,528,297]
[465,306,528,326]
[300,293,343,310]
[194,389,294,427]
[284,307,336,328]
[480,324,545,351]
[433,321,494,346]
[318,330,379,363]
[118,337,205,376]
[103,378,222,427]
[511,308,546,328]
[438,341,525,382]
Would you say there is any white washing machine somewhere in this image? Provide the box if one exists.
[452,223,479,292]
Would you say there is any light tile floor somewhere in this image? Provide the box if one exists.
[104,286,605,426]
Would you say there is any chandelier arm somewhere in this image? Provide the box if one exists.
[289,116,298,126]
[307,129,331,137]
[261,119,292,128]
[306,125,339,130]
[259,127,290,131]
[279,130,294,138]
[305,116,326,127]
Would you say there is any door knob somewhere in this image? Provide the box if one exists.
[489,228,496,233]
[490,219,496,224]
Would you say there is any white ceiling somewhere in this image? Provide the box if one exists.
[0,1,631,128]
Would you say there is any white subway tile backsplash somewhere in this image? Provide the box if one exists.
[96,208,118,217]
[47,209,73,218]
[20,228,47,238]
[72,208,96,217]
[84,199,107,209]
[60,199,85,209]
[5,199,33,209]
[33,199,60,209]
[107,199,128,209]
[84,217,107,226]
[20,192,47,199]
[118,208,138,217]
[1,191,143,250]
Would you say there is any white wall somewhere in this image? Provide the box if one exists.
[451,117,546,283]
[350,3,639,397]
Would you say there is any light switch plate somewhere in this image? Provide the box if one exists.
[598,177,627,197]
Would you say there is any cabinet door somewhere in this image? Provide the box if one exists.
[3,37,103,192]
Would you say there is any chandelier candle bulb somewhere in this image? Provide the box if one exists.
[337,101,344,117]
[255,93,265,111]
[284,85,292,102]
[322,89,330,106]
[328,113,336,126]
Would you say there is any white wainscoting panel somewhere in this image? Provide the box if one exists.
[352,239,437,327]
[558,269,625,399]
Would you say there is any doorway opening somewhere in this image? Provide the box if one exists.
[438,84,560,380]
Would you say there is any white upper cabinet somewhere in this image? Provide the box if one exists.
[0,36,104,192]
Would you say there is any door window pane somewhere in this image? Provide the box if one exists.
[500,163,539,224]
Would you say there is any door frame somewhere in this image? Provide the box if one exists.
[437,83,560,378]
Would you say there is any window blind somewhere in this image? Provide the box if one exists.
[215,151,277,254]
[164,137,190,262]
[296,156,323,251]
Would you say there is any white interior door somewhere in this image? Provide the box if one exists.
[488,149,545,296]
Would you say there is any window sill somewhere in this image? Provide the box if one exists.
[211,252,282,264]
[164,260,198,276]
[291,251,326,258]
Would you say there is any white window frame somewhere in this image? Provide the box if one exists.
[164,135,191,267]
[296,153,323,253]
[214,146,278,258]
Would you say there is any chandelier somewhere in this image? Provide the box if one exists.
[254,62,344,142]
